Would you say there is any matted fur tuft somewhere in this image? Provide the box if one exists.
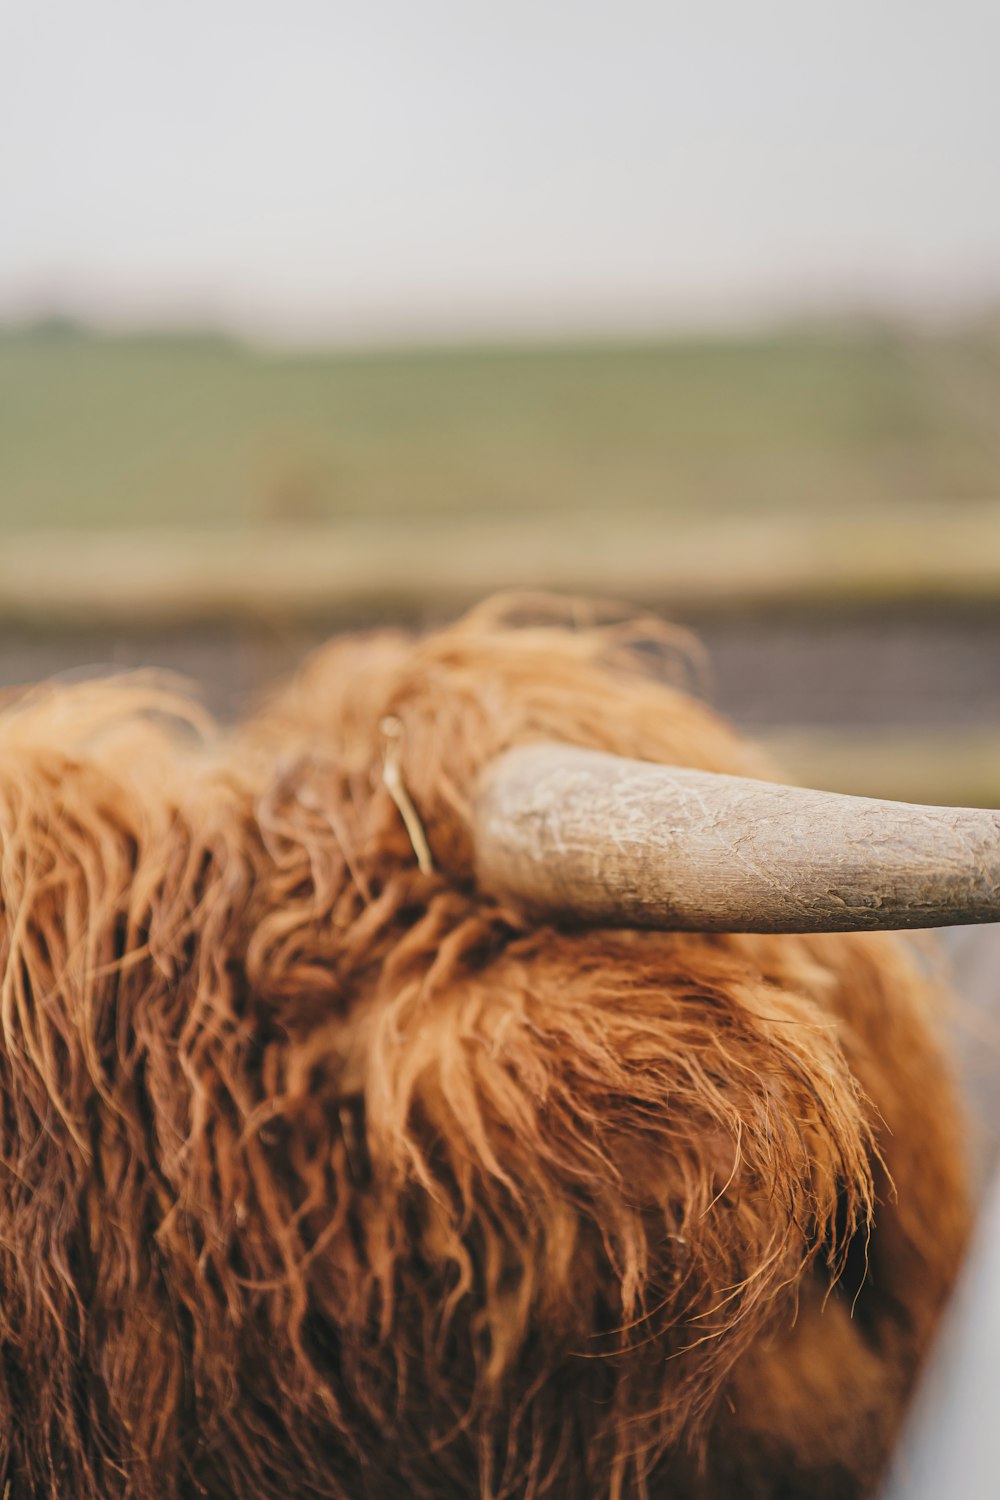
[0,598,970,1497]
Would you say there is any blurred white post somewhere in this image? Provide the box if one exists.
[881,1165,1000,1499]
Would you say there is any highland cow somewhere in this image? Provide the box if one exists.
[0,598,971,1498]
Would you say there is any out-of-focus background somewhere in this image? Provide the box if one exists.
[4,0,1000,807]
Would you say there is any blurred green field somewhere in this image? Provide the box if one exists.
[4,319,1000,805]
[3,317,1000,530]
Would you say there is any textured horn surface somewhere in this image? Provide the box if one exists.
[475,743,1000,933]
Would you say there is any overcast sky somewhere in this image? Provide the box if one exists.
[3,1,999,341]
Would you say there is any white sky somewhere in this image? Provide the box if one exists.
[3,0,999,341]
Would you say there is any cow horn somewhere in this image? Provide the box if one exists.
[474,743,1000,934]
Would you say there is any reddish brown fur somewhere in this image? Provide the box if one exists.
[0,598,970,1498]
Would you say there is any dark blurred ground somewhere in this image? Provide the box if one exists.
[4,601,999,729]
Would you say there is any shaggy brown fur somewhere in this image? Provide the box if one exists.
[0,598,970,1499]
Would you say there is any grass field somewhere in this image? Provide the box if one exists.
[3,317,1000,531]
[4,320,1000,803]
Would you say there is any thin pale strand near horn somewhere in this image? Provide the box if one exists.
[474,743,1000,934]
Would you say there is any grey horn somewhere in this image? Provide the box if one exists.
[474,743,1000,934]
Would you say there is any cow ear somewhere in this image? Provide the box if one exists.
[474,743,1000,935]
